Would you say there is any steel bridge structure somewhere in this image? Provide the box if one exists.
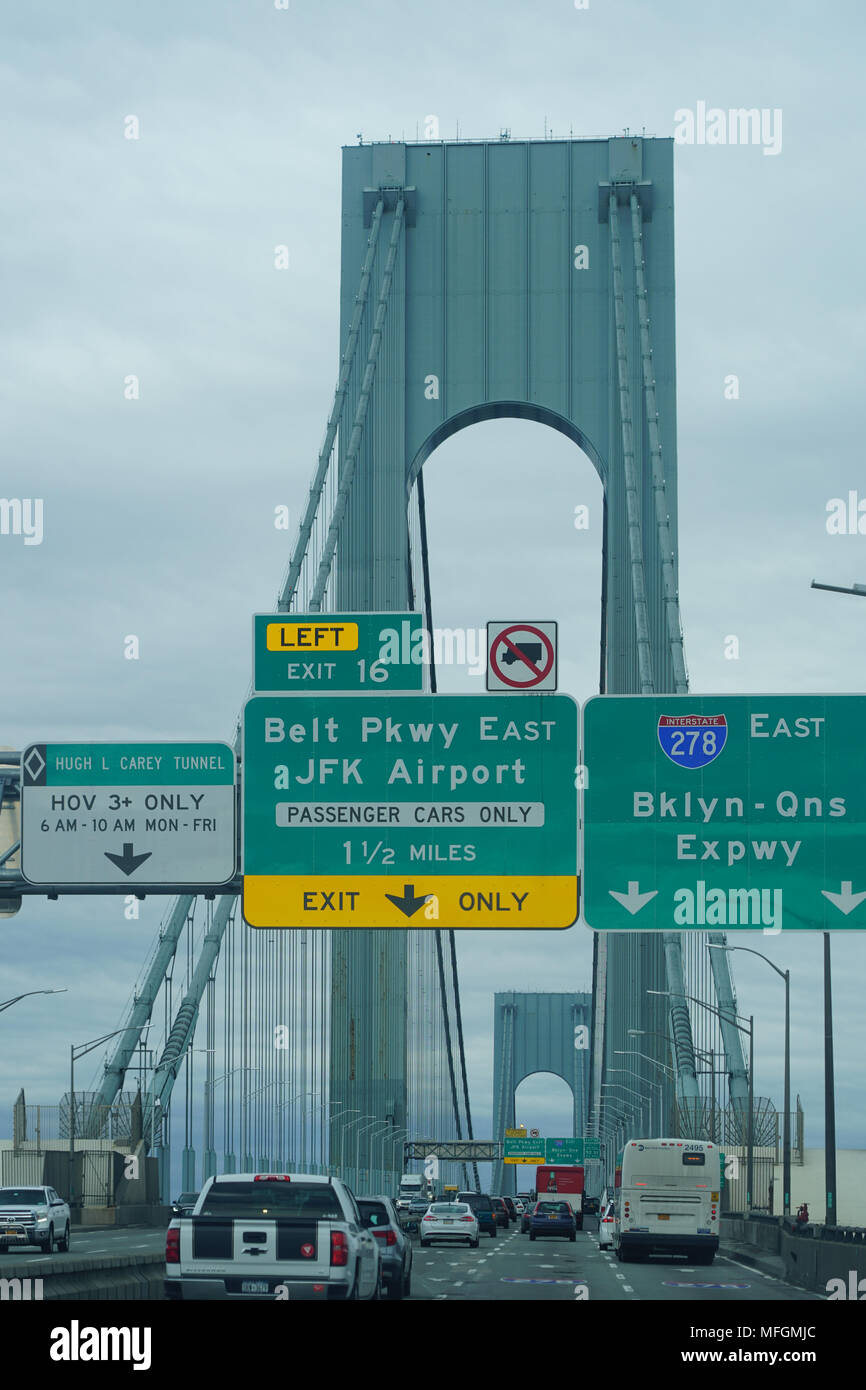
[2,135,754,1198]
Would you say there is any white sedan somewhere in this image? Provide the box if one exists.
[513,1199,525,1216]
[419,1201,479,1248]
[598,1202,616,1250]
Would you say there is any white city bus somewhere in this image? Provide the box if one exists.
[613,1138,720,1265]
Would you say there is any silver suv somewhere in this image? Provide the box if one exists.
[0,1185,71,1252]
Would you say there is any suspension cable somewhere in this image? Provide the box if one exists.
[309,196,406,610]
[418,467,474,1189]
[278,198,386,611]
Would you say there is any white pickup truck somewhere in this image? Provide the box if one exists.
[0,1185,71,1253]
[165,1172,382,1301]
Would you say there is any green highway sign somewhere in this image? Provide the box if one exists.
[252,612,424,693]
[20,742,236,887]
[545,1138,583,1163]
[242,692,578,929]
[583,694,866,930]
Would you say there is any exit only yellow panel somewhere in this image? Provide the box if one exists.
[243,875,578,929]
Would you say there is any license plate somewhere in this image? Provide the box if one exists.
[657,1214,670,1221]
[444,1219,453,1224]
[241,1279,269,1293]
[4,1229,22,1237]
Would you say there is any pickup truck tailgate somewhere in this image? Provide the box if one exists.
[182,1215,332,1282]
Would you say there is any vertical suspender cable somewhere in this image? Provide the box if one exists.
[418,468,475,1189]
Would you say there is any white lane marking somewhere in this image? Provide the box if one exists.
[615,1272,626,1280]
[718,1253,778,1281]
[454,1281,464,1288]
[622,1284,634,1292]
[539,1264,555,1268]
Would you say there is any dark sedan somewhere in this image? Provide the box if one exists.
[501,1197,518,1223]
[457,1192,497,1238]
[491,1196,509,1229]
[529,1200,576,1241]
[170,1192,198,1218]
[520,1202,537,1234]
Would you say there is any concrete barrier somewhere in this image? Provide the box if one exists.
[783,1224,866,1299]
[0,1253,165,1301]
[723,1214,866,1296]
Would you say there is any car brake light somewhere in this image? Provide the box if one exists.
[462,1215,474,1223]
[423,1214,435,1221]
[373,1229,398,1245]
[166,1227,180,1264]
[254,1174,290,1182]
[330,1231,349,1266]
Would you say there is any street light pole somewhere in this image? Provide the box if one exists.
[708,943,790,1215]
[601,1085,649,1135]
[824,933,837,1228]
[608,1068,664,1136]
[1,989,66,1014]
[69,1027,137,1211]
[649,989,754,1212]
[355,1119,383,1190]
[746,1015,754,1211]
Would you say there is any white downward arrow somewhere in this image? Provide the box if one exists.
[821,881,866,915]
[609,881,659,915]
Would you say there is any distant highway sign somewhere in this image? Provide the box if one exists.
[544,1138,582,1163]
[504,1136,546,1163]
[20,742,236,887]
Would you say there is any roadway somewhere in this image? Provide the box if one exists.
[408,1218,821,1301]
[0,1225,165,1268]
[0,1220,821,1301]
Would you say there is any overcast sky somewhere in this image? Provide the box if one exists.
[1,1,865,1170]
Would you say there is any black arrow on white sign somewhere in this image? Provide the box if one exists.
[104,843,153,876]
[384,884,430,918]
